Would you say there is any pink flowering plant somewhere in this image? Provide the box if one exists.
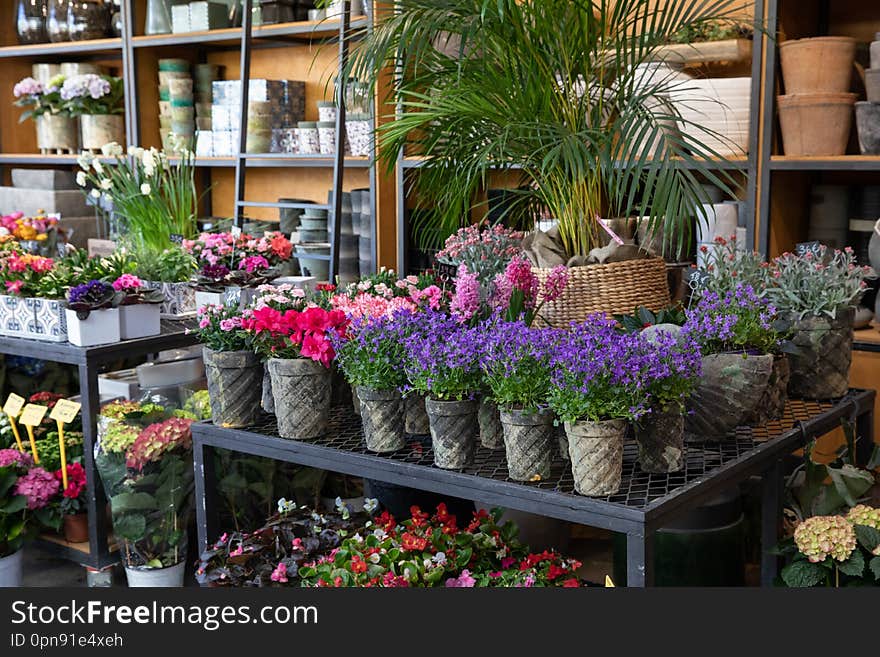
[436,224,524,284]
[59,74,124,116]
[331,269,447,320]
[112,274,164,306]
[0,248,59,297]
[194,304,253,352]
[12,74,67,122]
[183,231,293,273]
[0,448,60,557]
[693,235,769,298]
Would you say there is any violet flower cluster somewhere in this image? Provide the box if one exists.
[67,279,116,308]
[60,74,110,101]
[333,309,417,390]
[402,310,487,401]
[682,284,780,355]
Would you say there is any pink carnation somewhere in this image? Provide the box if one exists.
[14,467,60,510]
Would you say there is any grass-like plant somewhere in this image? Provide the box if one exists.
[346,0,748,255]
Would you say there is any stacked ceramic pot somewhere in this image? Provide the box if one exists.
[778,37,857,156]
[669,76,752,157]
[352,187,374,275]
[194,64,219,132]
[856,34,880,155]
[295,206,330,282]
[158,58,192,153]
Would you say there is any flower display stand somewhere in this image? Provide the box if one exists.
[193,391,875,587]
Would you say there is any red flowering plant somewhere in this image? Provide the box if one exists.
[52,462,87,516]
[0,248,58,297]
[298,504,583,587]
[243,305,349,368]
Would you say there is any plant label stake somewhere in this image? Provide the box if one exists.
[50,399,81,490]
[597,215,625,245]
[3,393,26,453]
[19,403,48,464]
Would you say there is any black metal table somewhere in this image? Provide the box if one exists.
[0,320,199,569]
[192,390,876,587]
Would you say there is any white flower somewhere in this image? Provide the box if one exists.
[335,496,350,520]
[142,149,156,170]
[432,552,447,566]
[99,178,112,190]
[101,141,123,157]
[143,163,155,177]
[368,553,381,564]
[92,160,103,175]
[128,146,144,159]
[140,183,151,195]
[75,171,87,186]
[90,189,101,198]
[77,153,93,170]
[372,528,387,540]
[364,498,379,514]
[277,497,295,514]
[0,227,9,237]
[351,532,364,544]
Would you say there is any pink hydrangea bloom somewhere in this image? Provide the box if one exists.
[0,448,33,468]
[14,467,60,510]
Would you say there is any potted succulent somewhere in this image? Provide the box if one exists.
[0,448,60,586]
[767,246,876,400]
[244,305,348,441]
[13,74,79,153]
[112,274,164,340]
[548,318,656,496]
[195,304,262,429]
[59,74,125,151]
[402,311,485,469]
[680,284,782,440]
[52,462,88,543]
[65,280,122,347]
[334,310,415,453]
[482,319,559,481]
[94,408,195,587]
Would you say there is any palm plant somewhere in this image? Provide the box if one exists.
[346,0,749,256]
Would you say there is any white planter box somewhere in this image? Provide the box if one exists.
[119,304,161,340]
[65,308,120,347]
[194,290,225,310]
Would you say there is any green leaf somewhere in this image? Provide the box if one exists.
[869,556,880,581]
[781,559,828,588]
[854,525,880,554]
[837,549,865,578]
[0,470,17,499]
[112,514,146,541]
[0,495,27,515]
[110,492,157,514]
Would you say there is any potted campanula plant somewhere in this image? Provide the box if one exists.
[112,274,164,340]
[402,311,485,469]
[65,279,122,346]
[195,304,262,429]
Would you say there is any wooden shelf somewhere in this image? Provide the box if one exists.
[0,153,112,166]
[0,37,122,60]
[769,156,880,171]
[131,17,369,49]
[855,323,880,347]
[649,38,753,65]
[39,532,119,556]
[402,155,750,171]
[0,153,371,169]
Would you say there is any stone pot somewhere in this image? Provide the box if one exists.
[425,398,478,469]
[267,358,332,440]
[499,408,555,482]
[0,549,23,587]
[404,393,429,434]
[777,93,856,156]
[779,36,856,94]
[478,397,504,449]
[856,102,880,155]
[261,364,275,414]
[81,114,125,151]
[203,347,263,428]
[782,311,854,400]
[125,560,185,587]
[36,114,79,153]
[867,69,880,104]
[745,354,790,425]
[635,408,685,473]
[62,513,89,543]
[685,353,773,441]
[565,419,627,497]
[357,387,405,453]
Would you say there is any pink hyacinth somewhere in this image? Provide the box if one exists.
[541,265,569,302]
[450,265,481,320]
[14,467,60,510]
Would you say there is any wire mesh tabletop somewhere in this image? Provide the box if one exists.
[195,394,867,513]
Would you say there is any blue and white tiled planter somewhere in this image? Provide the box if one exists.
[0,295,67,342]
[144,281,197,319]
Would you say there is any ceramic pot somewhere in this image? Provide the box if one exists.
[856,102,880,155]
[125,560,185,587]
[36,114,79,153]
[119,303,160,340]
[357,387,405,453]
[203,347,263,429]
[779,36,856,94]
[566,419,626,497]
[64,307,120,347]
[425,398,478,469]
[478,397,504,449]
[80,114,124,151]
[635,408,685,473]
[499,408,554,481]
[782,311,854,400]
[777,93,856,156]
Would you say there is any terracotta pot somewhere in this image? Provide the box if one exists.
[63,513,89,543]
[80,114,125,151]
[777,93,856,156]
[856,102,880,155]
[779,36,856,94]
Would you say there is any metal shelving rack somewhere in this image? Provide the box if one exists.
[0,321,199,569]
[192,390,875,587]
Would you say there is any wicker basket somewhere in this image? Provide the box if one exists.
[533,257,670,327]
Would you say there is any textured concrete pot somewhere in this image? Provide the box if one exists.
[268,358,332,440]
[36,114,79,153]
[203,347,263,428]
[745,355,790,425]
[855,102,880,155]
[565,419,627,497]
[80,114,125,151]
[261,365,275,414]
[777,93,856,156]
[781,311,854,400]
[499,408,554,481]
[635,408,685,473]
[779,36,856,94]
[685,353,773,441]
[0,549,23,587]
[425,398,478,469]
[357,387,405,453]
[478,397,504,449]
[404,394,429,434]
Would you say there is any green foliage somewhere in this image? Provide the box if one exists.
[781,557,828,588]
[615,305,687,333]
[668,18,752,44]
[130,245,196,283]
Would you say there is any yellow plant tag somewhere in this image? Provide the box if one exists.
[50,399,81,424]
[605,575,615,588]
[3,393,25,418]
[19,404,48,427]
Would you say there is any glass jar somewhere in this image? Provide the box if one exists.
[16,0,48,45]
[67,0,109,41]
[46,0,70,42]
